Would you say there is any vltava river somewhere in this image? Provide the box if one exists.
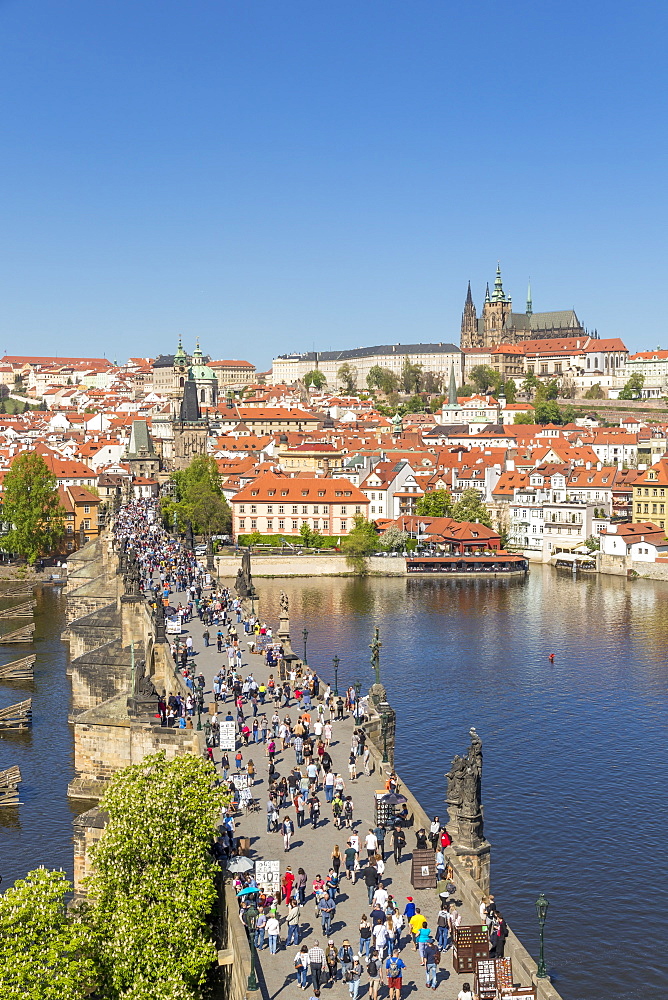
[257,567,667,1000]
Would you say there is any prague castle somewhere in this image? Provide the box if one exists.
[460,265,590,350]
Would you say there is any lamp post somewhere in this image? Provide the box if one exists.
[535,893,549,978]
[380,710,389,764]
[245,902,259,992]
[333,655,339,696]
[369,627,382,686]
[196,690,203,731]
[302,627,309,666]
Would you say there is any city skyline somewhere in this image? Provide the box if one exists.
[0,1,665,364]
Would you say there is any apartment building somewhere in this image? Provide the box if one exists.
[231,473,369,538]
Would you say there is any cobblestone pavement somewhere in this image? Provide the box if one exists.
[175,582,479,1000]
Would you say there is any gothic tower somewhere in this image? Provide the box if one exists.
[482,264,512,348]
[460,281,479,349]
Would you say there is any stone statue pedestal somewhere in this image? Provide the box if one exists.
[450,837,491,896]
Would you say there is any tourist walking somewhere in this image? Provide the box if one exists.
[282,815,295,851]
[308,941,327,992]
[294,944,309,989]
[385,949,406,1000]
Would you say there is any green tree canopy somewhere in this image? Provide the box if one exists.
[1,452,65,563]
[401,357,423,394]
[337,363,357,393]
[584,382,605,399]
[500,379,516,403]
[162,456,231,538]
[299,522,324,548]
[451,488,493,528]
[521,372,539,399]
[304,369,327,390]
[0,867,94,1000]
[86,752,229,1000]
[342,515,378,573]
[367,365,400,394]
[619,372,645,399]
[415,489,453,518]
[469,365,500,395]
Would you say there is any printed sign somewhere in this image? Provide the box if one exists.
[255,859,281,892]
[233,772,249,789]
[421,865,430,877]
[218,721,237,752]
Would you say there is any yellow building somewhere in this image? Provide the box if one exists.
[632,459,668,531]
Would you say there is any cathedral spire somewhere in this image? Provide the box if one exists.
[492,262,506,302]
[465,280,473,306]
[526,279,533,317]
[484,282,491,303]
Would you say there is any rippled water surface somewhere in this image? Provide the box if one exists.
[0,587,81,887]
[257,567,668,1000]
[1,571,665,999]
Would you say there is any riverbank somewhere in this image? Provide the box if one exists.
[214,553,529,578]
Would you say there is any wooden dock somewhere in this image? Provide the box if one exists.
[0,599,36,619]
[0,766,22,806]
[0,623,35,643]
[0,655,35,680]
[0,699,32,729]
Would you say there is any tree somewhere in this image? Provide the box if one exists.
[521,372,539,399]
[380,525,409,551]
[429,394,446,412]
[619,372,645,399]
[0,867,94,1000]
[166,456,231,539]
[342,515,378,573]
[469,365,500,395]
[584,382,605,399]
[245,530,262,545]
[415,489,453,517]
[451,488,493,528]
[86,752,228,1000]
[422,371,443,394]
[514,412,536,424]
[533,399,564,425]
[1,452,65,563]
[401,357,423,394]
[542,379,560,400]
[500,380,516,403]
[585,535,601,551]
[458,383,476,396]
[299,522,323,548]
[337,363,357,393]
[304,370,327,390]
[366,366,399,394]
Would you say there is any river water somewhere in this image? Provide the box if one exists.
[1,570,663,999]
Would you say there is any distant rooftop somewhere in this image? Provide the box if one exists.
[275,343,461,363]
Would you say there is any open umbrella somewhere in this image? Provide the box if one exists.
[226,856,255,874]
[379,792,408,805]
[236,885,260,897]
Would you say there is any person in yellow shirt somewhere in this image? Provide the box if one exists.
[409,909,425,949]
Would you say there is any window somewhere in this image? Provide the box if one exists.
[355,505,361,514]
[83,504,90,514]
[281,490,288,496]
[302,506,308,514]
[313,505,319,514]
[322,505,328,513]
[266,520,273,532]
[540,364,548,375]
[83,519,90,529]
[313,520,319,530]
[340,520,347,530]
[371,492,376,500]
[292,520,298,530]
[279,519,285,530]
[267,505,273,514]
[318,490,325,496]
[323,521,329,530]
[250,505,257,514]
[340,505,347,514]
[371,506,375,514]
[278,505,284,514]
[239,505,245,513]
[239,519,245,530]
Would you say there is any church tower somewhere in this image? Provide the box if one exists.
[482,264,512,348]
[460,281,479,349]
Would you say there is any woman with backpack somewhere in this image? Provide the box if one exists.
[366,949,381,1000]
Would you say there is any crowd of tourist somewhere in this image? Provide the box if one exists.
[113,499,507,1000]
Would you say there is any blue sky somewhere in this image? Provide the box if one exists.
[0,0,664,367]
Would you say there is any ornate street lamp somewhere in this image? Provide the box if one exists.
[332,655,339,696]
[535,893,549,978]
[245,902,259,992]
[196,690,204,732]
[302,628,309,666]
